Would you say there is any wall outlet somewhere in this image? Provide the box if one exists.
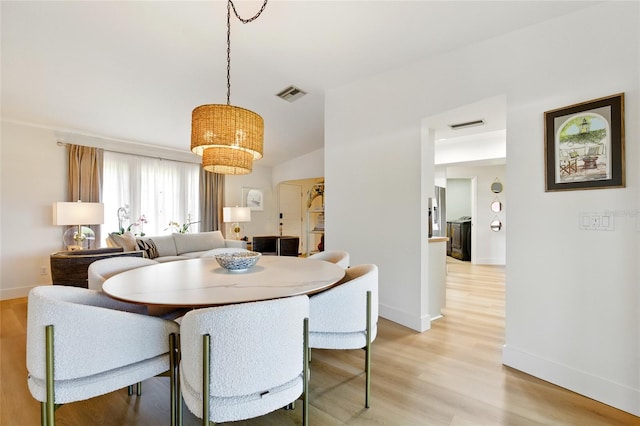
[39,266,48,276]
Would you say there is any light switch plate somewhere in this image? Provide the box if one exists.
[579,212,614,231]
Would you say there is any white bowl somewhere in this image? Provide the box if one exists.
[214,251,261,272]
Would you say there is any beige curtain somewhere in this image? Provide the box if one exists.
[200,169,225,233]
[67,144,104,246]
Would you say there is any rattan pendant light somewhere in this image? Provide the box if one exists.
[191,0,268,174]
[202,146,253,174]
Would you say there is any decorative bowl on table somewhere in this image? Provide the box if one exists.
[214,251,261,272]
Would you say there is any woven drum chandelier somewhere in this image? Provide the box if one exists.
[191,0,268,175]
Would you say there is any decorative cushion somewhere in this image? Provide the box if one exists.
[136,239,159,259]
[144,235,178,257]
[108,232,137,252]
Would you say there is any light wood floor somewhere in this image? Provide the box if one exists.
[2,259,638,425]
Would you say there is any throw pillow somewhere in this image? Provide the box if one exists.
[137,239,159,259]
[108,232,137,252]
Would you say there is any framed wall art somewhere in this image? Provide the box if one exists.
[544,93,625,192]
[242,187,264,211]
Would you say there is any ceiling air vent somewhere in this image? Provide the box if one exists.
[448,119,485,130]
[276,86,307,102]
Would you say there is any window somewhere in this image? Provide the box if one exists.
[102,151,200,241]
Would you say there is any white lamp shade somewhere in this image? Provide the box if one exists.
[223,206,251,223]
[53,201,104,226]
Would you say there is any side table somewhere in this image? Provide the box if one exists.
[50,248,144,288]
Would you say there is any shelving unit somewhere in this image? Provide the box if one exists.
[306,209,324,256]
[306,182,325,256]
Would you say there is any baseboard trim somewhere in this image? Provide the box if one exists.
[1,284,35,301]
[503,344,640,417]
[379,303,431,332]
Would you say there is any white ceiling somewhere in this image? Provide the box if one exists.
[1,1,598,167]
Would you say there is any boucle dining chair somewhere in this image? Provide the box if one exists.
[88,256,186,320]
[308,263,378,407]
[308,250,350,269]
[179,295,310,426]
[26,285,180,426]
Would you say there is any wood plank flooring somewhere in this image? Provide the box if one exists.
[2,258,638,425]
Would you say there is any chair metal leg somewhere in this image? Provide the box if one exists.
[40,401,47,426]
[45,325,55,426]
[365,291,372,408]
[176,333,182,426]
[303,317,309,426]
[169,333,177,426]
[126,382,142,395]
[202,334,210,426]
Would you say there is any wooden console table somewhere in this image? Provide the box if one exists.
[50,248,143,288]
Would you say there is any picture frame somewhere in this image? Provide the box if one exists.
[544,93,625,192]
[242,187,264,211]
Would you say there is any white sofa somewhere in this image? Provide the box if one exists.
[107,230,246,263]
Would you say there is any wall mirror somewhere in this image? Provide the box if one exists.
[491,180,503,193]
[490,218,502,232]
[490,200,502,213]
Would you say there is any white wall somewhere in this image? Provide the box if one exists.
[0,122,67,299]
[325,2,638,416]
[271,148,323,188]
[225,166,278,241]
[445,178,472,220]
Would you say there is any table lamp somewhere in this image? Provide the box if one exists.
[223,206,251,240]
[53,201,105,250]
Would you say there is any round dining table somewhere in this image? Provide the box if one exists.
[102,255,345,307]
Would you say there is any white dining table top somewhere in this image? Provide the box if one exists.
[102,255,346,307]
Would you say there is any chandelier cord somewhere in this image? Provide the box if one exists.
[226,0,269,105]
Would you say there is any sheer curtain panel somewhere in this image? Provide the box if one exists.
[102,152,200,239]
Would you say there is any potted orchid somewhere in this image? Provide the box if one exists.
[128,214,147,236]
[113,206,147,236]
[166,214,199,234]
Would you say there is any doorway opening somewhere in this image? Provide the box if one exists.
[423,94,507,324]
[277,177,324,256]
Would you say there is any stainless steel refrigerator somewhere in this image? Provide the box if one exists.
[429,186,446,238]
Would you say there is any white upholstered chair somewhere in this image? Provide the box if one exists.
[87,256,159,291]
[87,256,186,319]
[26,285,180,425]
[179,295,310,426]
[308,263,378,407]
[308,250,350,269]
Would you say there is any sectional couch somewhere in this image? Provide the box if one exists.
[107,230,246,262]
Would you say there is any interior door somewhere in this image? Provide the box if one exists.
[278,183,302,253]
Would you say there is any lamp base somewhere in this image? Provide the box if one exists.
[232,223,242,240]
[63,226,95,250]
